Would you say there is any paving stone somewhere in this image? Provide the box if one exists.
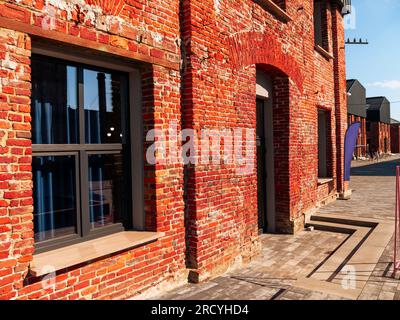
[152,157,400,300]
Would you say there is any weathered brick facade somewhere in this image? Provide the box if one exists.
[391,123,400,154]
[348,114,367,158]
[367,122,391,155]
[0,0,349,299]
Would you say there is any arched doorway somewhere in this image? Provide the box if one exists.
[256,71,274,233]
[256,67,292,234]
[228,32,303,234]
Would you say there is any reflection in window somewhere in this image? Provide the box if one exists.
[32,59,78,144]
[33,156,77,242]
[84,70,126,144]
[31,54,131,251]
[88,153,125,229]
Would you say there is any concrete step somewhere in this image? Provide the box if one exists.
[294,277,361,300]
[310,215,378,228]
[293,214,394,298]
[305,219,370,282]
[306,220,355,234]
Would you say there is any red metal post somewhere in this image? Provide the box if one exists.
[393,166,400,273]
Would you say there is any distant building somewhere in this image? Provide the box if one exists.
[391,119,400,153]
[366,97,391,155]
[347,80,367,158]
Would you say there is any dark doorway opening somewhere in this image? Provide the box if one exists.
[256,70,276,233]
[318,109,328,178]
[256,98,267,233]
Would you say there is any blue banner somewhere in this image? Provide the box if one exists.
[344,122,361,181]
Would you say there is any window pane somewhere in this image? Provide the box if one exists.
[88,153,126,229]
[31,58,79,144]
[314,1,323,47]
[84,69,127,144]
[318,110,328,178]
[33,156,78,242]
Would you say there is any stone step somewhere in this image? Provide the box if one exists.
[293,214,394,299]
[294,277,361,300]
[305,220,370,282]
[310,215,378,228]
[306,220,355,234]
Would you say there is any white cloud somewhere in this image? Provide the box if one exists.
[366,80,400,89]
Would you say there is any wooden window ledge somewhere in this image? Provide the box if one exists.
[318,178,334,186]
[30,231,164,277]
[315,45,334,60]
[255,0,293,22]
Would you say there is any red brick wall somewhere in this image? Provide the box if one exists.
[391,125,400,154]
[0,28,32,300]
[0,0,188,300]
[182,0,347,281]
[0,0,349,298]
[348,115,367,158]
[331,2,347,195]
[360,118,367,157]
[368,121,391,155]
[317,180,335,204]
[382,123,391,154]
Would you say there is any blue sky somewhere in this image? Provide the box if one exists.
[345,0,400,120]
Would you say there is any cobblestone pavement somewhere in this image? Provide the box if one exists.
[319,154,400,221]
[155,231,348,300]
[153,155,400,300]
[358,234,400,300]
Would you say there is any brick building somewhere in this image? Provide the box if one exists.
[0,0,351,299]
[346,79,367,159]
[366,97,391,155]
[391,118,400,154]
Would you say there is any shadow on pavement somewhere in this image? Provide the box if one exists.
[351,159,400,177]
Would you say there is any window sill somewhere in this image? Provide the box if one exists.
[314,45,334,61]
[318,178,334,186]
[255,0,293,22]
[30,231,165,277]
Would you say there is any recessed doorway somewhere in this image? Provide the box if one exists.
[256,71,276,233]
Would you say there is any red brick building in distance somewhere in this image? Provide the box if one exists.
[366,97,391,155]
[346,79,367,159]
[391,118,400,154]
[0,0,351,299]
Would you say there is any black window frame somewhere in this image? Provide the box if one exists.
[318,108,331,179]
[31,54,133,253]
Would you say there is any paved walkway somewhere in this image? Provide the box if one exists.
[152,156,400,300]
[320,155,399,221]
